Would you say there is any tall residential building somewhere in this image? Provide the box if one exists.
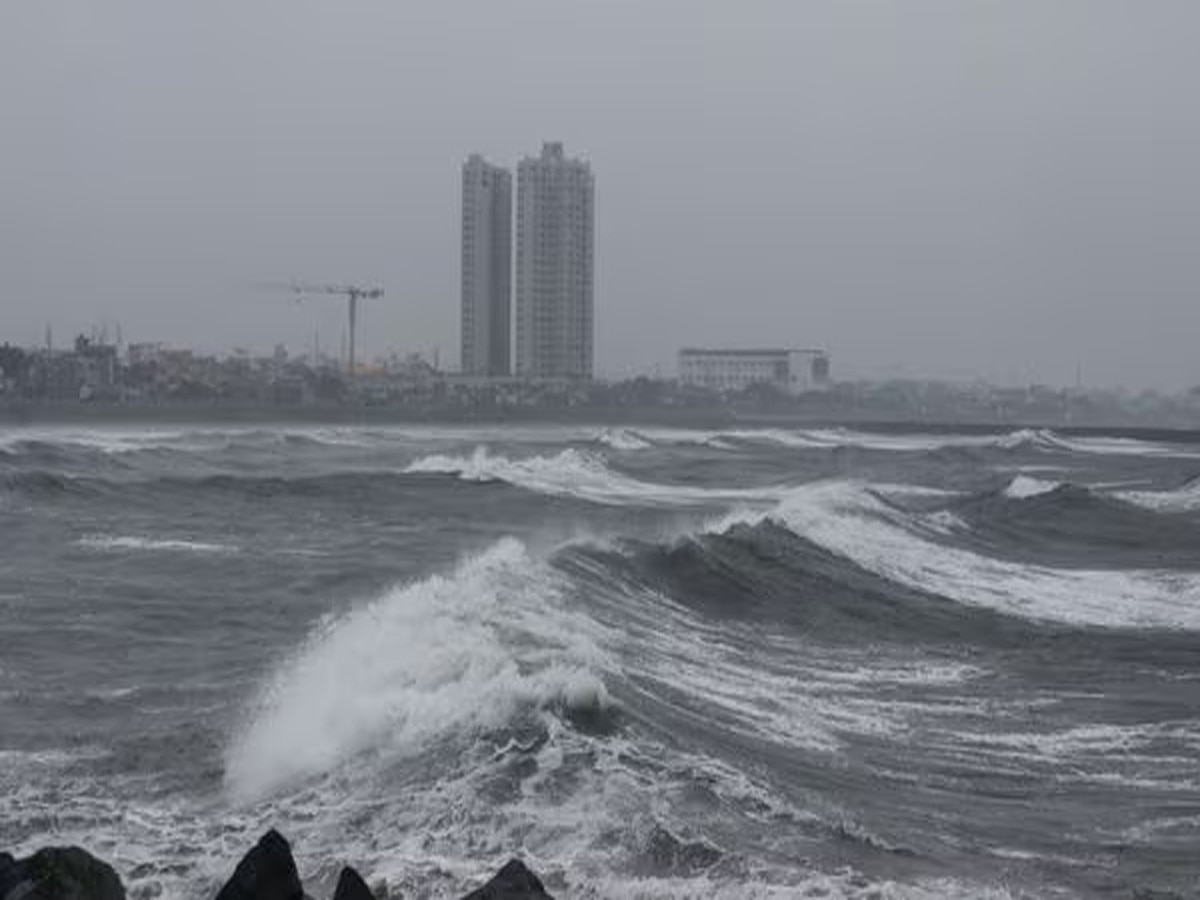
[515,142,595,379]
[461,154,512,376]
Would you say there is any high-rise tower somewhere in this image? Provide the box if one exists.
[460,154,512,376]
[514,142,595,379]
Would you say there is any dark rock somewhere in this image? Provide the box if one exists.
[331,867,373,900]
[2,847,125,900]
[215,831,303,900]
[1,853,23,900]
[459,859,553,900]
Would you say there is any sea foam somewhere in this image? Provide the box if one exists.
[223,538,611,801]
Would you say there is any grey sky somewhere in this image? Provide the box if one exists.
[2,1,1197,388]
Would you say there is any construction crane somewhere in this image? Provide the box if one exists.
[260,281,383,376]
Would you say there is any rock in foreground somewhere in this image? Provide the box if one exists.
[460,859,554,900]
[331,867,374,900]
[214,830,304,900]
[0,846,125,900]
[3,831,552,900]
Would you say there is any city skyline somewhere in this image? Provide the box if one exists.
[2,4,1199,390]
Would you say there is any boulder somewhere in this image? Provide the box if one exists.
[4,832,559,900]
[459,859,553,900]
[214,831,303,900]
[1,853,22,900]
[331,867,374,900]
[0,847,125,900]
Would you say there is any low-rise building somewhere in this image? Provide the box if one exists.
[678,347,830,395]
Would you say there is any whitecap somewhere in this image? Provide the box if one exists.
[1119,480,1200,513]
[721,481,1200,630]
[403,446,772,507]
[77,535,239,555]
[593,428,653,451]
[1002,474,1062,499]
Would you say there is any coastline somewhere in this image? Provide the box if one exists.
[2,399,1199,442]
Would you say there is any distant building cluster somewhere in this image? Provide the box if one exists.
[462,142,595,380]
[3,329,1199,428]
[0,337,355,405]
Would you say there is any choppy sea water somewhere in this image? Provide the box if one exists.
[2,422,1200,899]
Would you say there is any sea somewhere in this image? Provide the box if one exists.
[2,422,1199,899]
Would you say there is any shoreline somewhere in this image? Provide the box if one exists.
[2,400,1199,442]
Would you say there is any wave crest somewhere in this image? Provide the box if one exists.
[1001,475,1063,499]
[760,482,1200,630]
[593,428,653,451]
[1119,479,1200,513]
[223,538,612,801]
[403,446,769,507]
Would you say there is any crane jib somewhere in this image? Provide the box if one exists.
[257,281,384,376]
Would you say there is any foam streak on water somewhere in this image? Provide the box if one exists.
[78,535,240,555]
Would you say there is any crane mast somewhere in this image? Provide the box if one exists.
[262,281,384,376]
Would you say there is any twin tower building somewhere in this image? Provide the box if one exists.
[461,142,595,380]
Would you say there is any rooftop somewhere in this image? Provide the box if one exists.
[679,348,827,358]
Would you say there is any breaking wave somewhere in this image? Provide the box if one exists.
[224,539,613,801]
[755,482,1200,630]
[403,446,773,506]
[1001,474,1062,499]
[648,425,1200,458]
[593,427,653,451]
[1119,476,1200,513]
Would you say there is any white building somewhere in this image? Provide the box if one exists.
[461,155,512,376]
[515,142,595,380]
[678,348,830,394]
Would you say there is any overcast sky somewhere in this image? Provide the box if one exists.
[2,1,1198,388]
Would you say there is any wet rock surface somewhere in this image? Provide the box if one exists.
[2,833,553,900]
[0,847,126,900]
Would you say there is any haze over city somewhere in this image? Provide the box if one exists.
[2,1,1198,389]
